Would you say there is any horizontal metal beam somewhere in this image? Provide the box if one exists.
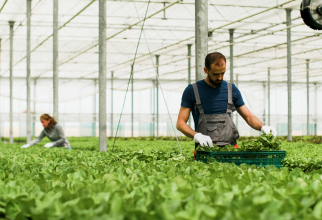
[234,43,322,69]
[108,32,319,79]
[0,17,304,31]
[103,1,299,72]
[0,76,321,85]
[209,23,304,53]
[23,0,293,80]
[58,1,181,67]
[232,29,313,58]
[13,0,96,67]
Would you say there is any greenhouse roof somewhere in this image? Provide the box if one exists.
[0,0,320,92]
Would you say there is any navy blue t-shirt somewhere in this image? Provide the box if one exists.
[181,80,245,130]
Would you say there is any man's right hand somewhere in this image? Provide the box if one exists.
[261,126,277,137]
[193,133,213,147]
[21,144,30,149]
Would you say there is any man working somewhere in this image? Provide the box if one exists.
[176,52,277,149]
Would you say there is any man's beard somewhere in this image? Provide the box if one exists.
[209,77,223,87]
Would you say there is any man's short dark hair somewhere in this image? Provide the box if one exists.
[205,52,226,70]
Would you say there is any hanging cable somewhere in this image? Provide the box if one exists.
[112,0,151,151]
[132,2,183,156]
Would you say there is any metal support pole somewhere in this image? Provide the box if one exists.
[307,59,310,136]
[99,0,107,151]
[92,80,97,137]
[286,9,292,141]
[26,0,32,143]
[229,29,234,84]
[9,21,15,144]
[268,67,271,126]
[32,79,36,136]
[152,83,155,136]
[79,88,82,135]
[0,38,2,141]
[235,74,238,129]
[187,44,192,127]
[131,65,134,137]
[315,83,317,135]
[162,2,167,20]
[188,44,192,85]
[150,88,152,136]
[156,55,159,137]
[263,83,266,125]
[229,29,235,120]
[53,0,59,121]
[195,0,208,82]
[111,71,113,137]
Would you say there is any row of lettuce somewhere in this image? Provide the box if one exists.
[1,140,322,219]
[2,135,322,172]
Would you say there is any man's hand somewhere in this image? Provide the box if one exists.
[44,143,54,148]
[21,144,30,149]
[194,133,213,147]
[261,126,277,137]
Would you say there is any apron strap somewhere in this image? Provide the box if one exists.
[228,82,233,104]
[226,83,236,113]
[192,83,204,115]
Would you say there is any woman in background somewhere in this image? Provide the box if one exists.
[21,114,71,150]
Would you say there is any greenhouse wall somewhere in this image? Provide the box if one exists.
[0,79,321,137]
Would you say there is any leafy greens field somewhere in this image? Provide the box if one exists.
[1,137,322,219]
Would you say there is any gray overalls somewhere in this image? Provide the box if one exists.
[192,82,240,148]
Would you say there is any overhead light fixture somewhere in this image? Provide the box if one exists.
[208,31,213,38]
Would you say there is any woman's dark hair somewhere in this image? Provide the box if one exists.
[40,114,57,129]
[205,52,226,70]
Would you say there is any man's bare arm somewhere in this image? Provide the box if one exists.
[176,106,197,138]
[236,105,264,131]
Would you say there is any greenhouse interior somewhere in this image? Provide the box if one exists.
[3,0,322,219]
[0,0,321,142]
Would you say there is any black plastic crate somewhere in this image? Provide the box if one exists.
[196,150,286,168]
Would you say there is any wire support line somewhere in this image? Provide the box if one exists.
[1,77,321,104]
[112,23,312,81]
[107,0,297,70]
[0,0,44,51]
[11,0,290,80]
[0,0,8,13]
[13,0,96,68]
[113,28,307,80]
[6,0,179,81]
[133,1,183,156]
[0,0,295,80]
[59,0,180,67]
[0,0,95,77]
[112,0,151,152]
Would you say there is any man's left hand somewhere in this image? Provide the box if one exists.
[261,126,277,137]
[44,143,54,148]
